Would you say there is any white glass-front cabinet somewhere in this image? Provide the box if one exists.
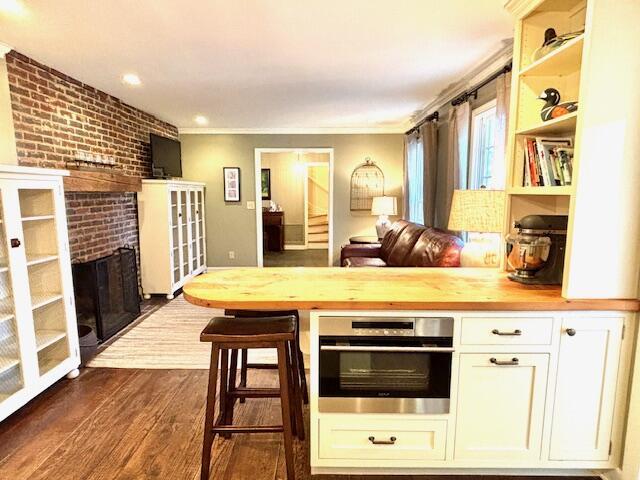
[0,165,80,423]
[138,180,206,299]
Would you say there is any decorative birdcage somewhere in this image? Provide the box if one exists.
[350,157,385,211]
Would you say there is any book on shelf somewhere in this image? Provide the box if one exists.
[522,136,574,187]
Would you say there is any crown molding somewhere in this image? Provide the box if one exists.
[0,43,13,58]
[410,39,514,127]
[178,124,411,135]
[503,0,543,18]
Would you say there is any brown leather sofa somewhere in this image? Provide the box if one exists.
[340,220,463,267]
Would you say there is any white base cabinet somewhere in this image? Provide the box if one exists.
[310,311,632,474]
[138,180,206,299]
[454,353,549,461]
[0,165,80,423]
[550,317,623,461]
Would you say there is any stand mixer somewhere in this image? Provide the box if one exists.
[506,214,568,285]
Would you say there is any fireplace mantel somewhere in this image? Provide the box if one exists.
[63,167,142,192]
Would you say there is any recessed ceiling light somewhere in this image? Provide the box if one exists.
[122,73,141,86]
[194,115,208,126]
[0,0,27,16]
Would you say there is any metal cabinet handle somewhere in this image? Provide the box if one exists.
[492,329,522,336]
[490,357,519,366]
[566,328,576,336]
[368,436,396,445]
[10,238,21,248]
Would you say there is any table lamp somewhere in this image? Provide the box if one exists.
[447,189,505,267]
[371,196,397,240]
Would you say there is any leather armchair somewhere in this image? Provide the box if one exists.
[341,220,463,268]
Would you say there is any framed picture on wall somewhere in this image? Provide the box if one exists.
[261,168,271,200]
[223,167,241,202]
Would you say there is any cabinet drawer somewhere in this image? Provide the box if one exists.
[460,317,553,345]
[318,417,446,460]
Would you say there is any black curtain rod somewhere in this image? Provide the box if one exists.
[451,62,512,106]
[405,61,512,135]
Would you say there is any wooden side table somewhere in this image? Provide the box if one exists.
[263,211,285,252]
[349,235,381,244]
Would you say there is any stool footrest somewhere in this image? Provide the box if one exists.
[229,387,280,398]
[246,363,278,369]
[212,425,284,434]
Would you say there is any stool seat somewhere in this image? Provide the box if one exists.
[200,316,296,343]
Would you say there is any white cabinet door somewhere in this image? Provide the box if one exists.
[0,186,31,406]
[169,189,181,286]
[187,188,197,273]
[454,353,549,461]
[177,189,189,280]
[549,317,623,461]
[195,188,206,270]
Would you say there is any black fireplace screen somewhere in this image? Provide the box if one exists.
[73,247,141,341]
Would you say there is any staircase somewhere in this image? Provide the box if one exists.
[307,214,329,249]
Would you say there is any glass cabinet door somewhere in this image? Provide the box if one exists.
[169,190,180,285]
[179,190,189,278]
[17,187,70,377]
[0,191,24,404]
[189,189,197,272]
[196,189,205,269]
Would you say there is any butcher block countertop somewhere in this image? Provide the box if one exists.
[183,268,640,311]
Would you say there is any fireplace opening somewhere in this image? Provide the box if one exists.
[72,247,141,342]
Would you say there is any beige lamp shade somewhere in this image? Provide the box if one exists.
[447,189,505,233]
[371,196,397,216]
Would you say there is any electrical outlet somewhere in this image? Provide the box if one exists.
[228,251,235,260]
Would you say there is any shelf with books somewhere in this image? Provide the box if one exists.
[516,111,578,136]
[519,136,574,189]
[519,34,584,78]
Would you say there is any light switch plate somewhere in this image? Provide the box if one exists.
[246,201,255,210]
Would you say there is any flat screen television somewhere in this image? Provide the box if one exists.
[150,133,182,178]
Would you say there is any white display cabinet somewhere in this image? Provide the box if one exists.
[0,165,80,423]
[137,180,206,299]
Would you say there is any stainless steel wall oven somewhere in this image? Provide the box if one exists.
[318,316,454,414]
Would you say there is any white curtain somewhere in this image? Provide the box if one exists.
[442,102,471,227]
[404,131,424,224]
[493,71,512,187]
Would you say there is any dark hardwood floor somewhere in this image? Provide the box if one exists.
[0,367,597,480]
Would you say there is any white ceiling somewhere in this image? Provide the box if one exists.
[0,0,514,132]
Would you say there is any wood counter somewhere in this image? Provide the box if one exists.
[183,268,640,311]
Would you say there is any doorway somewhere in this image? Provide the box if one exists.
[254,148,334,267]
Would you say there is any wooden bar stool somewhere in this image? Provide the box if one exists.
[200,315,302,480]
[224,309,309,405]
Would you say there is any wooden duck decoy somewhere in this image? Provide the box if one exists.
[539,88,578,121]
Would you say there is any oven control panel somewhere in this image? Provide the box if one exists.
[352,328,414,336]
[318,316,454,338]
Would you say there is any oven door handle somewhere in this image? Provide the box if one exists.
[320,345,455,353]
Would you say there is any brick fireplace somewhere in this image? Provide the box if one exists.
[5,51,179,270]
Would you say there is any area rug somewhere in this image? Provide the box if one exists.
[88,294,276,369]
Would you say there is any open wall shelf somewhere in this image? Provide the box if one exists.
[503,0,587,289]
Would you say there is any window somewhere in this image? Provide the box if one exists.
[469,99,504,189]
[406,135,424,224]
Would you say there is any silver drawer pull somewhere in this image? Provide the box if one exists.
[491,329,522,336]
[368,436,396,445]
[490,357,519,366]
